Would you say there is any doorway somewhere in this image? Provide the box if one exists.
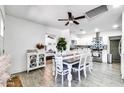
[109,36,121,63]
[45,33,56,64]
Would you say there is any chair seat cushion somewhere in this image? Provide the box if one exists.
[72,63,90,69]
[63,64,68,70]
[72,63,79,68]
[63,58,79,63]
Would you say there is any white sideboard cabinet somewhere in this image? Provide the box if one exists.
[26,50,46,73]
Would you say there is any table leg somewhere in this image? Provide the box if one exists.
[67,64,72,87]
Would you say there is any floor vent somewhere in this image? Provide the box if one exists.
[86,5,108,18]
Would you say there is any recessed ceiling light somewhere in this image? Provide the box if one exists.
[113,24,119,29]
[82,31,86,34]
[94,28,99,32]
[112,5,121,8]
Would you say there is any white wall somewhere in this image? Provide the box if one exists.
[121,12,124,79]
[70,34,78,41]
[4,15,63,74]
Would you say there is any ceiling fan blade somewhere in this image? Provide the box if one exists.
[73,21,79,25]
[68,12,72,20]
[74,15,85,20]
[65,21,69,26]
[58,19,68,21]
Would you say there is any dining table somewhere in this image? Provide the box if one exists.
[52,53,80,87]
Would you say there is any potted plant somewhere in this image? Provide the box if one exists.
[56,37,67,53]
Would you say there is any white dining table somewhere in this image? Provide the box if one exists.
[52,53,80,87]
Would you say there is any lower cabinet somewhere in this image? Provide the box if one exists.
[26,52,46,73]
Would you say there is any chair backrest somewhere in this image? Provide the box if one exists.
[54,55,63,72]
[85,53,92,64]
[79,54,87,68]
[78,53,92,68]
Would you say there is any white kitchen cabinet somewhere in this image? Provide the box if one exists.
[26,50,46,73]
[102,50,108,63]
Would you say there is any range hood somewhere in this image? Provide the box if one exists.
[91,32,104,50]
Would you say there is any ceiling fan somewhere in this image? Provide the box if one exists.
[58,12,85,26]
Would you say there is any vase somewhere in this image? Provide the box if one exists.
[36,49,41,53]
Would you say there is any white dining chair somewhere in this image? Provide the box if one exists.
[72,54,92,81]
[72,54,86,81]
[81,48,93,70]
[85,53,93,72]
[54,55,69,85]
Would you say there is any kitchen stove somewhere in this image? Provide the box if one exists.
[92,50,102,62]
[91,32,104,62]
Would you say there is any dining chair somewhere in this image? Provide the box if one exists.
[72,54,86,81]
[85,53,93,72]
[72,54,92,81]
[81,48,93,70]
[54,55,69,85]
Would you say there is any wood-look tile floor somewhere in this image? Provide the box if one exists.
[15,61,124,87]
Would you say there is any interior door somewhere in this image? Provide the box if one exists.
[110,40,120,63]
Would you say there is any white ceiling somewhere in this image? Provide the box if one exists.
[5,5,124,35]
